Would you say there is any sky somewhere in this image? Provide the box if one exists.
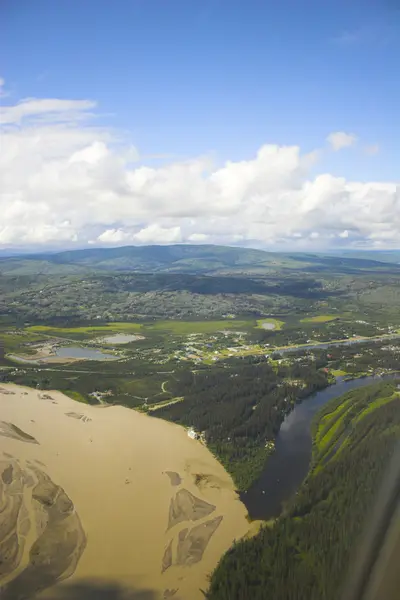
[1,0,399,251]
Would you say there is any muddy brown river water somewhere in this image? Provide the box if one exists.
[0,385,249,600]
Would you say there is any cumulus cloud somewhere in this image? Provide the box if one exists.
[327,131,357,151]
[96,228,131,244]
[134,224,182,244]
[1,90,399,249]
[188,233,210,242]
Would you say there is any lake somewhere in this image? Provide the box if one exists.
[260,322,276,330]
[55,346,117,360]
[241,374,399,521]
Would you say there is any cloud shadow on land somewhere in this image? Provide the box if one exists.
[40,580,160,600]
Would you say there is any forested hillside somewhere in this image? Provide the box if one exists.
[1,244,399,276]
[207,381,400,600]
[155,356,329,489]
[0,270,339,324]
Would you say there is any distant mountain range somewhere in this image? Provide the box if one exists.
[1,244,400,276]
[330,249,400,264]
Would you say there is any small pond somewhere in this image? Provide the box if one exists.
[260,322,276,330]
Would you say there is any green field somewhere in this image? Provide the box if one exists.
[26,322,144,335]
[0,331,45,351]
[0,330,51,357]
[148,319,252,334]
[355,392,400,424]
[313,395,353,457]
[26,319,254,338]
[300,315,339,323]
[64,390,88,404]
[317,412,348,454]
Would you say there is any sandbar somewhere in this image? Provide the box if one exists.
[0,384,249,599]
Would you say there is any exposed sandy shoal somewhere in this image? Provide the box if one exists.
[0,384,249,600]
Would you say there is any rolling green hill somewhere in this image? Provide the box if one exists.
[332,249,400,264]
[1,244,399,276]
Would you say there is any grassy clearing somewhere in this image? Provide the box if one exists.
[1,333,39,351]
[317,416,346,453]
[355,392,400,424]
[147,319,252,334]
[319,398,351,426]
[26,319,253,338]
[118,377,168,399]
[314,396,353,450]
[64,390,88,404]
[255,318,285,330]
[26,322,144,336]
[1,331,49,358]
[331,369,348,377]
[300,315,339,323]
[147,396,184,411]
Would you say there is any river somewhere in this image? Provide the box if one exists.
[241,374,399,521]
[55,346,116,360]
[1,375,397,597]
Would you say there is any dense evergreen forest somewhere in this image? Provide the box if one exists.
[207,381,400,600]
[155,356,329,489]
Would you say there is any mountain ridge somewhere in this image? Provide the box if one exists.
[1,244,400,276]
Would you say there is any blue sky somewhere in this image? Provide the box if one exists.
[1,0,399,249]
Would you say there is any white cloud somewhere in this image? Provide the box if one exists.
[188,233,210,242]
[327,131,357,151]
[0,91,399,249]
[133,224,182,244]
[0,97,96,125]
[97,228,131,243]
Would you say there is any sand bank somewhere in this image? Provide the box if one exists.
[0,384,249,599]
